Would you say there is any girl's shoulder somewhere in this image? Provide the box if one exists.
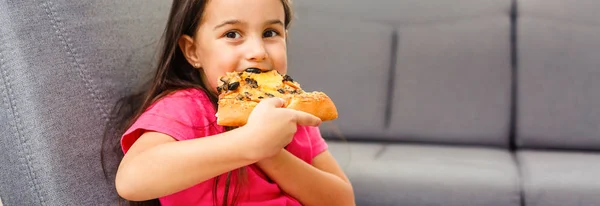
[121,88,221,152]
[143,87,218,124]
[160,87,212,103]
[147,88,214,111]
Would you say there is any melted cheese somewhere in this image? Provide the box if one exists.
[243,70,284,90]
[218,70,303,101]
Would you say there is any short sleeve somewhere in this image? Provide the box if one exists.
[307,126,329,159]
[120,89,221,153]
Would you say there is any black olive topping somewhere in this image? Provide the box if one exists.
[245,78,258,88]
[283,74,293,82]
[245,68,262,73]
[228,82,240,90]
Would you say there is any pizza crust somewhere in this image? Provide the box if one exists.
[216,98,257,126]
[286,92,338,121]
[217,92,338,127]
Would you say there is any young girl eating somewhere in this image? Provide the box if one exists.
[110,0,355,205]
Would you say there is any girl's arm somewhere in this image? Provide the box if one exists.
[115,126,258,201]
[116,97,321,201]
[256,149,356,206]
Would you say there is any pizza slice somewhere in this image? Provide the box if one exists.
[215,68,338,126]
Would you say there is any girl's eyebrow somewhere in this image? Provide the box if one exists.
[266,19,284,26]
[214,19,283,30]
[214,20,242,30]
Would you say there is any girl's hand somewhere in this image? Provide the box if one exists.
[242,98,321,161]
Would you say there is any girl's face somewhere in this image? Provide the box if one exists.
[179,0,288,95]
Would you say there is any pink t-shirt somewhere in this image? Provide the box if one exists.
[121,88,328,206]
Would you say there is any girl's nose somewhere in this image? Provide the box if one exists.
[245,39,268,62]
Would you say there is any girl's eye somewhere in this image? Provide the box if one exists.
[225,31,241,39]
[263,30,279,38]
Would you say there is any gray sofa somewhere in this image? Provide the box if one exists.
[1,0,599,206]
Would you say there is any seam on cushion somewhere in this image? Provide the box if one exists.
[40,1,108,121]
[374,144,388,159]
[384,30,398,129]
[0,42,45,205]
[511,151,526,206]
[509,0,519,150]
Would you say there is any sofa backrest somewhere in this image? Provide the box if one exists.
[386,0,513,147]
[286,8,395,139]
[0,1,169,205]
[515,0,600,150]
[288,0,514,147]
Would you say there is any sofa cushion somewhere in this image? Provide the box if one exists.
[518,150,600,206]
[327,141,521,206]
[0,1,169,205]
[387,18,512,146]
[516,0,600,150]
[287,12,394,139]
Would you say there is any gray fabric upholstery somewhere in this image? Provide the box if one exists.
[388,18,512,146]
[292,0,511,26]
[516,0,600,150]
[287,11,394,139]
[327,141,521,206]
[0,1,169,205]
[518,150,600,206]
[0,70,38,205]
[382,0,512,146]
[291,0,513,146]
[519,0,600,24]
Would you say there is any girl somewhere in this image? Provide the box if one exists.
[107,0,355,205]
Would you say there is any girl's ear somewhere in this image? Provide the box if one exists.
[285,30,289,42]
[178,34,202,68]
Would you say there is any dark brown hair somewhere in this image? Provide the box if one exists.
[101,0,294,205]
